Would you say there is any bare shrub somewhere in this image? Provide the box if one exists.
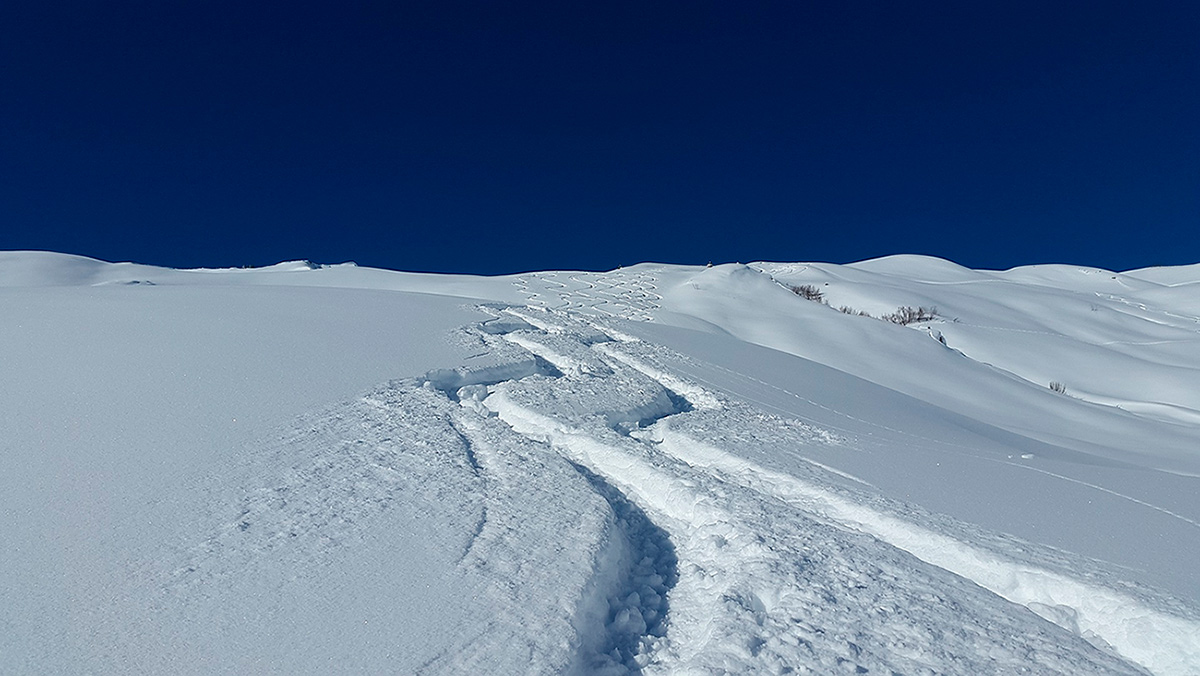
[1049,381,1067,394]
[789,284,826,303]
[838,306,872,317]
[883,305,938,325]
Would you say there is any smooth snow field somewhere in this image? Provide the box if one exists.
[2,251,1199,675]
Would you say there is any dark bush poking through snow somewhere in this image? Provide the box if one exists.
[789,284,826,303]
[882,305,939,325]
[834,304,938,325]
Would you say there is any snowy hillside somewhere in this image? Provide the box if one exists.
[3,251,1199,675]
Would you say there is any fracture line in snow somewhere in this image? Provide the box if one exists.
[592,343,723,412]
[592,342,871,489]
[654,351,970,448]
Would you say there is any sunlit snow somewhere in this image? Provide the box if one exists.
[3,251,1199,675]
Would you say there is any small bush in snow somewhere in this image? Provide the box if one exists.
[833,303,938,326]
[882,305,938,325]
[1049,381,1067,394]
[789,284,826,303]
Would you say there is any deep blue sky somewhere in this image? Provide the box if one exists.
[2,1,1197,273]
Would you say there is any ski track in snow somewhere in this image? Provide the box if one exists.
[514,270,662,321]
[1099,294,1200,330]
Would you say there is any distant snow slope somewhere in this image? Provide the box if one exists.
[2,251,1198,675]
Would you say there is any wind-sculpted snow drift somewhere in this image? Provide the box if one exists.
[3,251,1200,674]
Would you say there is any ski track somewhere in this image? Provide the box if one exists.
[515,270,662,322]
[1099,294,1200,330]
[160,272,1199,674]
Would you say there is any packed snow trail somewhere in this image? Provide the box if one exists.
[442,305,1193,675]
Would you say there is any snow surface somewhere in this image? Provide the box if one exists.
[3,251,1199,675]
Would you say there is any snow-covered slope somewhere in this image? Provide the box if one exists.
[3,251,1198,675]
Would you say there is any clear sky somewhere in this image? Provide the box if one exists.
[2,1,1197,274]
